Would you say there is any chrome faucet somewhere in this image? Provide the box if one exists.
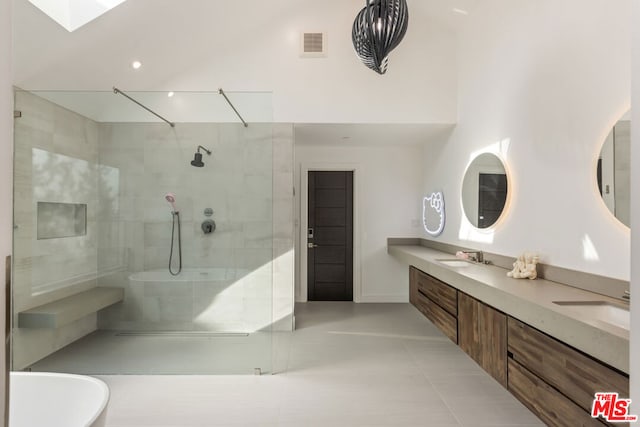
[463,250,484,263]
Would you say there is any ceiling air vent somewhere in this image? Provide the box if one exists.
[300,32,327,58]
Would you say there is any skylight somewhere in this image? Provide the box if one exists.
[28,0,127,32]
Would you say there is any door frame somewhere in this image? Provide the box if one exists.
[300,163,361,303]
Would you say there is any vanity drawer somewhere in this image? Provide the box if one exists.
[415,270,457,316]
[508,318,629,414]
[416,291,457,343]
[508,359,604,427]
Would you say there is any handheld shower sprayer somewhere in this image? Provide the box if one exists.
[164,193,182,275]
[165,193,178,213]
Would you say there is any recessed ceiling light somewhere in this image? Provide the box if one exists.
[452,8,469,15]
[167,91,175,98]
[131,61,142,70]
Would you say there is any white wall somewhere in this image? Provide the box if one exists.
[13,0,457,125]
[294,142,423,302]
[630,0,640,406]
[423,0,631,280]
[0,0,12,421]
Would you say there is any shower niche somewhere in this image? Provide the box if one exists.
[12,89,294,375]
[36,202,87,239]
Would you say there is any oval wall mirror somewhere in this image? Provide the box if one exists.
[597,111,630,228]
[462,153,509,229]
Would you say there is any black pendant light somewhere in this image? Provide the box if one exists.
[352,0,409,75]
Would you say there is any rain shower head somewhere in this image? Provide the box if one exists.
[191,153,205,168]
[165,193,178,212]
[191,145,212,168]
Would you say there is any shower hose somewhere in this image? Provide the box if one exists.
[169,211,182,276]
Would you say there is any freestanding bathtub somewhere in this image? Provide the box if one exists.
[9,372,109,427]
[98,267,265,332]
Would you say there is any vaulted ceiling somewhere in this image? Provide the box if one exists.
[13,0,476,127]
[14,0,474,88]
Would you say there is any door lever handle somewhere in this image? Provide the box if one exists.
[307,243,319,248]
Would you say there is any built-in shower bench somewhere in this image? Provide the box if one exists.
[18,287,124,329]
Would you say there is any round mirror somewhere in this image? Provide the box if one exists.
[462,153,509,229]
[597,111,630,228]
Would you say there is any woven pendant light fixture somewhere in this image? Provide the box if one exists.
[352,0,409,74]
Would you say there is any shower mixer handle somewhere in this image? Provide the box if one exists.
[202,219,216,234]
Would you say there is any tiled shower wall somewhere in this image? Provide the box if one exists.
[95,122,294,333]
[13,91,100,369]
[272,125,294,333]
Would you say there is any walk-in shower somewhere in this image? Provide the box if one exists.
[10,88,293,375]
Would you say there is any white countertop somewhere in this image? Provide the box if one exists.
[388,244,629,374]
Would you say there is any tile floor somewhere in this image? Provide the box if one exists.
[97,302,543,426]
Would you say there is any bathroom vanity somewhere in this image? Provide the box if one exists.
[392,241,629,427]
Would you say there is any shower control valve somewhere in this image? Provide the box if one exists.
[202,219,216,234]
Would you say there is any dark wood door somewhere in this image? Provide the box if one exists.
[478,173,507,228]
[308,171,353,301]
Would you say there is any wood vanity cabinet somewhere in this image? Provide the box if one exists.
[407,266,629,427]
[409,266,419,306]
[508,318,629,426]
[457,292,507,387]
[409,267,457,343]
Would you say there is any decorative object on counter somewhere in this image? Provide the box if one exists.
[422,191,445,236]
[352,0,409,74]
[507,252,539,280]
[455,251,469,260]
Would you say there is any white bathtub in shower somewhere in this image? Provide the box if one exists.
[10,372,109,427]
[128,268,244,283]
[98,267,272,332]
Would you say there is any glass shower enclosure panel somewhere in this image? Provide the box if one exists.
[12,89,274,374]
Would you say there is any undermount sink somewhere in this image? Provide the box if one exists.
[437,259,472,268]
[552,301,630,330]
